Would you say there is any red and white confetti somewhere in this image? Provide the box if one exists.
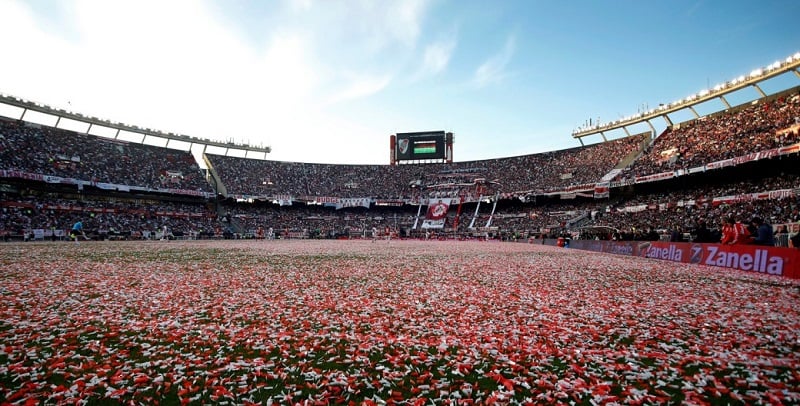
[1,240,798,405]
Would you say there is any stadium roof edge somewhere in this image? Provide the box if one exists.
[572,51,800,141]
[0,93,272,156]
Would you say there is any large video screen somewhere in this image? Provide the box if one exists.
[395,131,446,161]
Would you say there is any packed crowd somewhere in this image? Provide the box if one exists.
[224,205,415,239]
[582,174,800,244]
[0,196,221,240]
[621,91,800,178]
[2,172,798,246]
[2,89,800,246]
[156,172,800,244]
[209,157,412,199]
[8,90,798,204]
[208,133,645,199]
[0,118,209,192]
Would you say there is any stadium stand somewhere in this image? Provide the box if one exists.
[0,195,220,241]
[618,89,800,180]
[1,86,799,245]
[206,132,646,200]
[0,118,209,193]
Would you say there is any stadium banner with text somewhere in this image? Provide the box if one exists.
[274,195,293,206]
[0,170,212,198]
[711,189,796,206]
[551,239,800,279]
[374,199,405,207]
[311,196,339,204]
[610,187,794,213]
[705,142,800,170]
[335,197,371,210]
[543,183,594,196]
[421,197,455,229]
[635,171,675,184]
[0,170,46,182]
[639,241,800,279]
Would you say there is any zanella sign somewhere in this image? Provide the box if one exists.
[641,242,795,277]
[644,244,786,275]
[703,246,783,274]
[564,239,799,279]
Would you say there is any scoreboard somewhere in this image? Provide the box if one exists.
[391,131,453,163]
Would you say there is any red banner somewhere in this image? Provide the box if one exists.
[426,199,450,220]
[640,241,800,279]
[594,182,610,199]
[563,240,800,279]
[635,171,675,184]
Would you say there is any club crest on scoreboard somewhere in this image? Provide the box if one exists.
[398,138,410,154]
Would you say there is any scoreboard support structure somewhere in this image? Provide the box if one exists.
[390,131,453,165]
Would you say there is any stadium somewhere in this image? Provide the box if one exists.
[2,10,800,401]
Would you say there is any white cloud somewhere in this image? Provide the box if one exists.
[411,36,457,81]
[0,1,76,103]
[326,74,393,105]
[387,0,430,47]
[288,0,313,13]
[0,0,443,163]
[473,35,516,88]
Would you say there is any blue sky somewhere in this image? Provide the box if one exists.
[1,0,799,164]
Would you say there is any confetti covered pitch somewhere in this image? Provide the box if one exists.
[1,240,799,405]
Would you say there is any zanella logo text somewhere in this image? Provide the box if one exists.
[645,245,784,275]
[704,246,783,275]
[646,245,684,261]
[608,244,633,255]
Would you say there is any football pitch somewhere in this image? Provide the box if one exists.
[1,240,798,405]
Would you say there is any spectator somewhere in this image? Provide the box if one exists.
[721,216,751,245]
[669,224,683,242]
[790,224,800,248]
[691,219,713,243]
[750,217,775,246]
[775,224,789,247]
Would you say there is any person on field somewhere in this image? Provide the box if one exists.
[71,220,87,244]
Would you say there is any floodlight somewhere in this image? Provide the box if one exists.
[749,68,762,77]
[794,52,800,60]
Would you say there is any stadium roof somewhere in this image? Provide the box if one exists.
[572,51,800,144]
[2,51,799,160]
[0,93,272,158]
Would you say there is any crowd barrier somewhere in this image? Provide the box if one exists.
[542,239,800,280]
